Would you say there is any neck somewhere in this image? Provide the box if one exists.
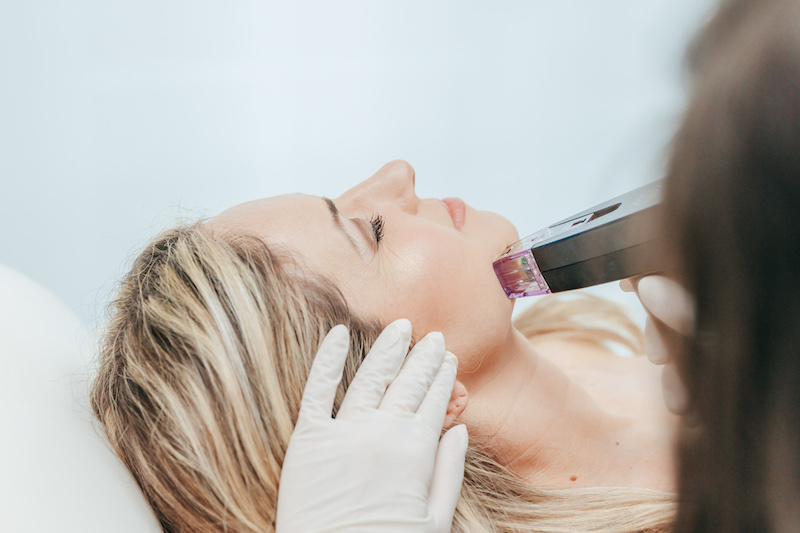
[457,328,673,491]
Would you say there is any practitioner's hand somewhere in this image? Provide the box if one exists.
[621,275,694,415]
[276,319,467,533]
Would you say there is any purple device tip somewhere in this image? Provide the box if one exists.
[493,228,554,298]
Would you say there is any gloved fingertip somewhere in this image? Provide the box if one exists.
[638,276,695,335]
[390,318,413,338]
[452,424,468,453]
[647,350,670,365]
[662,364,689,415]
[439,424,468,463]
[328,323,349,338]
[320,324,350,350]
[417,330,445,352]
[644,319,670,364]
[430,425,468,533]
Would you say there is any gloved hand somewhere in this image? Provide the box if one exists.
[621,275,694,415]
[276,319,467,533]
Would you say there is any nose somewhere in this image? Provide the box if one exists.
[338,160,418,213]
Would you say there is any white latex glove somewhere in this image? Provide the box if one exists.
[621,275,694,415]
[276,319,468,533]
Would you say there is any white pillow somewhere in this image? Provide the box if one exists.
[0,265,161,532]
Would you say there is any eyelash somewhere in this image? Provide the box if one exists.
[370,214,385,244]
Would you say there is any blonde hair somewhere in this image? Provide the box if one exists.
[91,222,674,532]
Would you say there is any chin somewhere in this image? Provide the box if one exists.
[504,211,520,240]
[489,211,520,252]
[506,219,520,243]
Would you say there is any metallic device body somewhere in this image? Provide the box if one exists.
[493,180,664,298]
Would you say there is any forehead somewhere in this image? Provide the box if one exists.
[210,193,324,243]
[208,193,372,306]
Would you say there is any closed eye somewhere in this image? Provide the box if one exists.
[370,214,385,244]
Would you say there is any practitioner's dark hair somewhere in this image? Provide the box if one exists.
[665,1,800,530]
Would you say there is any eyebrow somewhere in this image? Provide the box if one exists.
[323,197,363,254]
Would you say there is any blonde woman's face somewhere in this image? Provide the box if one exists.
[211,160,519,371]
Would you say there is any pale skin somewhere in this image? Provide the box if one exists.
[210,160,677,492]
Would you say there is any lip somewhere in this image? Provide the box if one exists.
[440,197,466,231]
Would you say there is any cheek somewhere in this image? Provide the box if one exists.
[376,231,514,373]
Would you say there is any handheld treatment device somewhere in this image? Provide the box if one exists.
[494,180,664,298]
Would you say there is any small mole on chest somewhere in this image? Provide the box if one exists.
[570,475,577,482]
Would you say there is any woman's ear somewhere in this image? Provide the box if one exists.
[443,380,468,429]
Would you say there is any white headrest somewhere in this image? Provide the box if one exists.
[0,265,161,532]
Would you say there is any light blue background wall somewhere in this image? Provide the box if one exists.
[1,1,715,327]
